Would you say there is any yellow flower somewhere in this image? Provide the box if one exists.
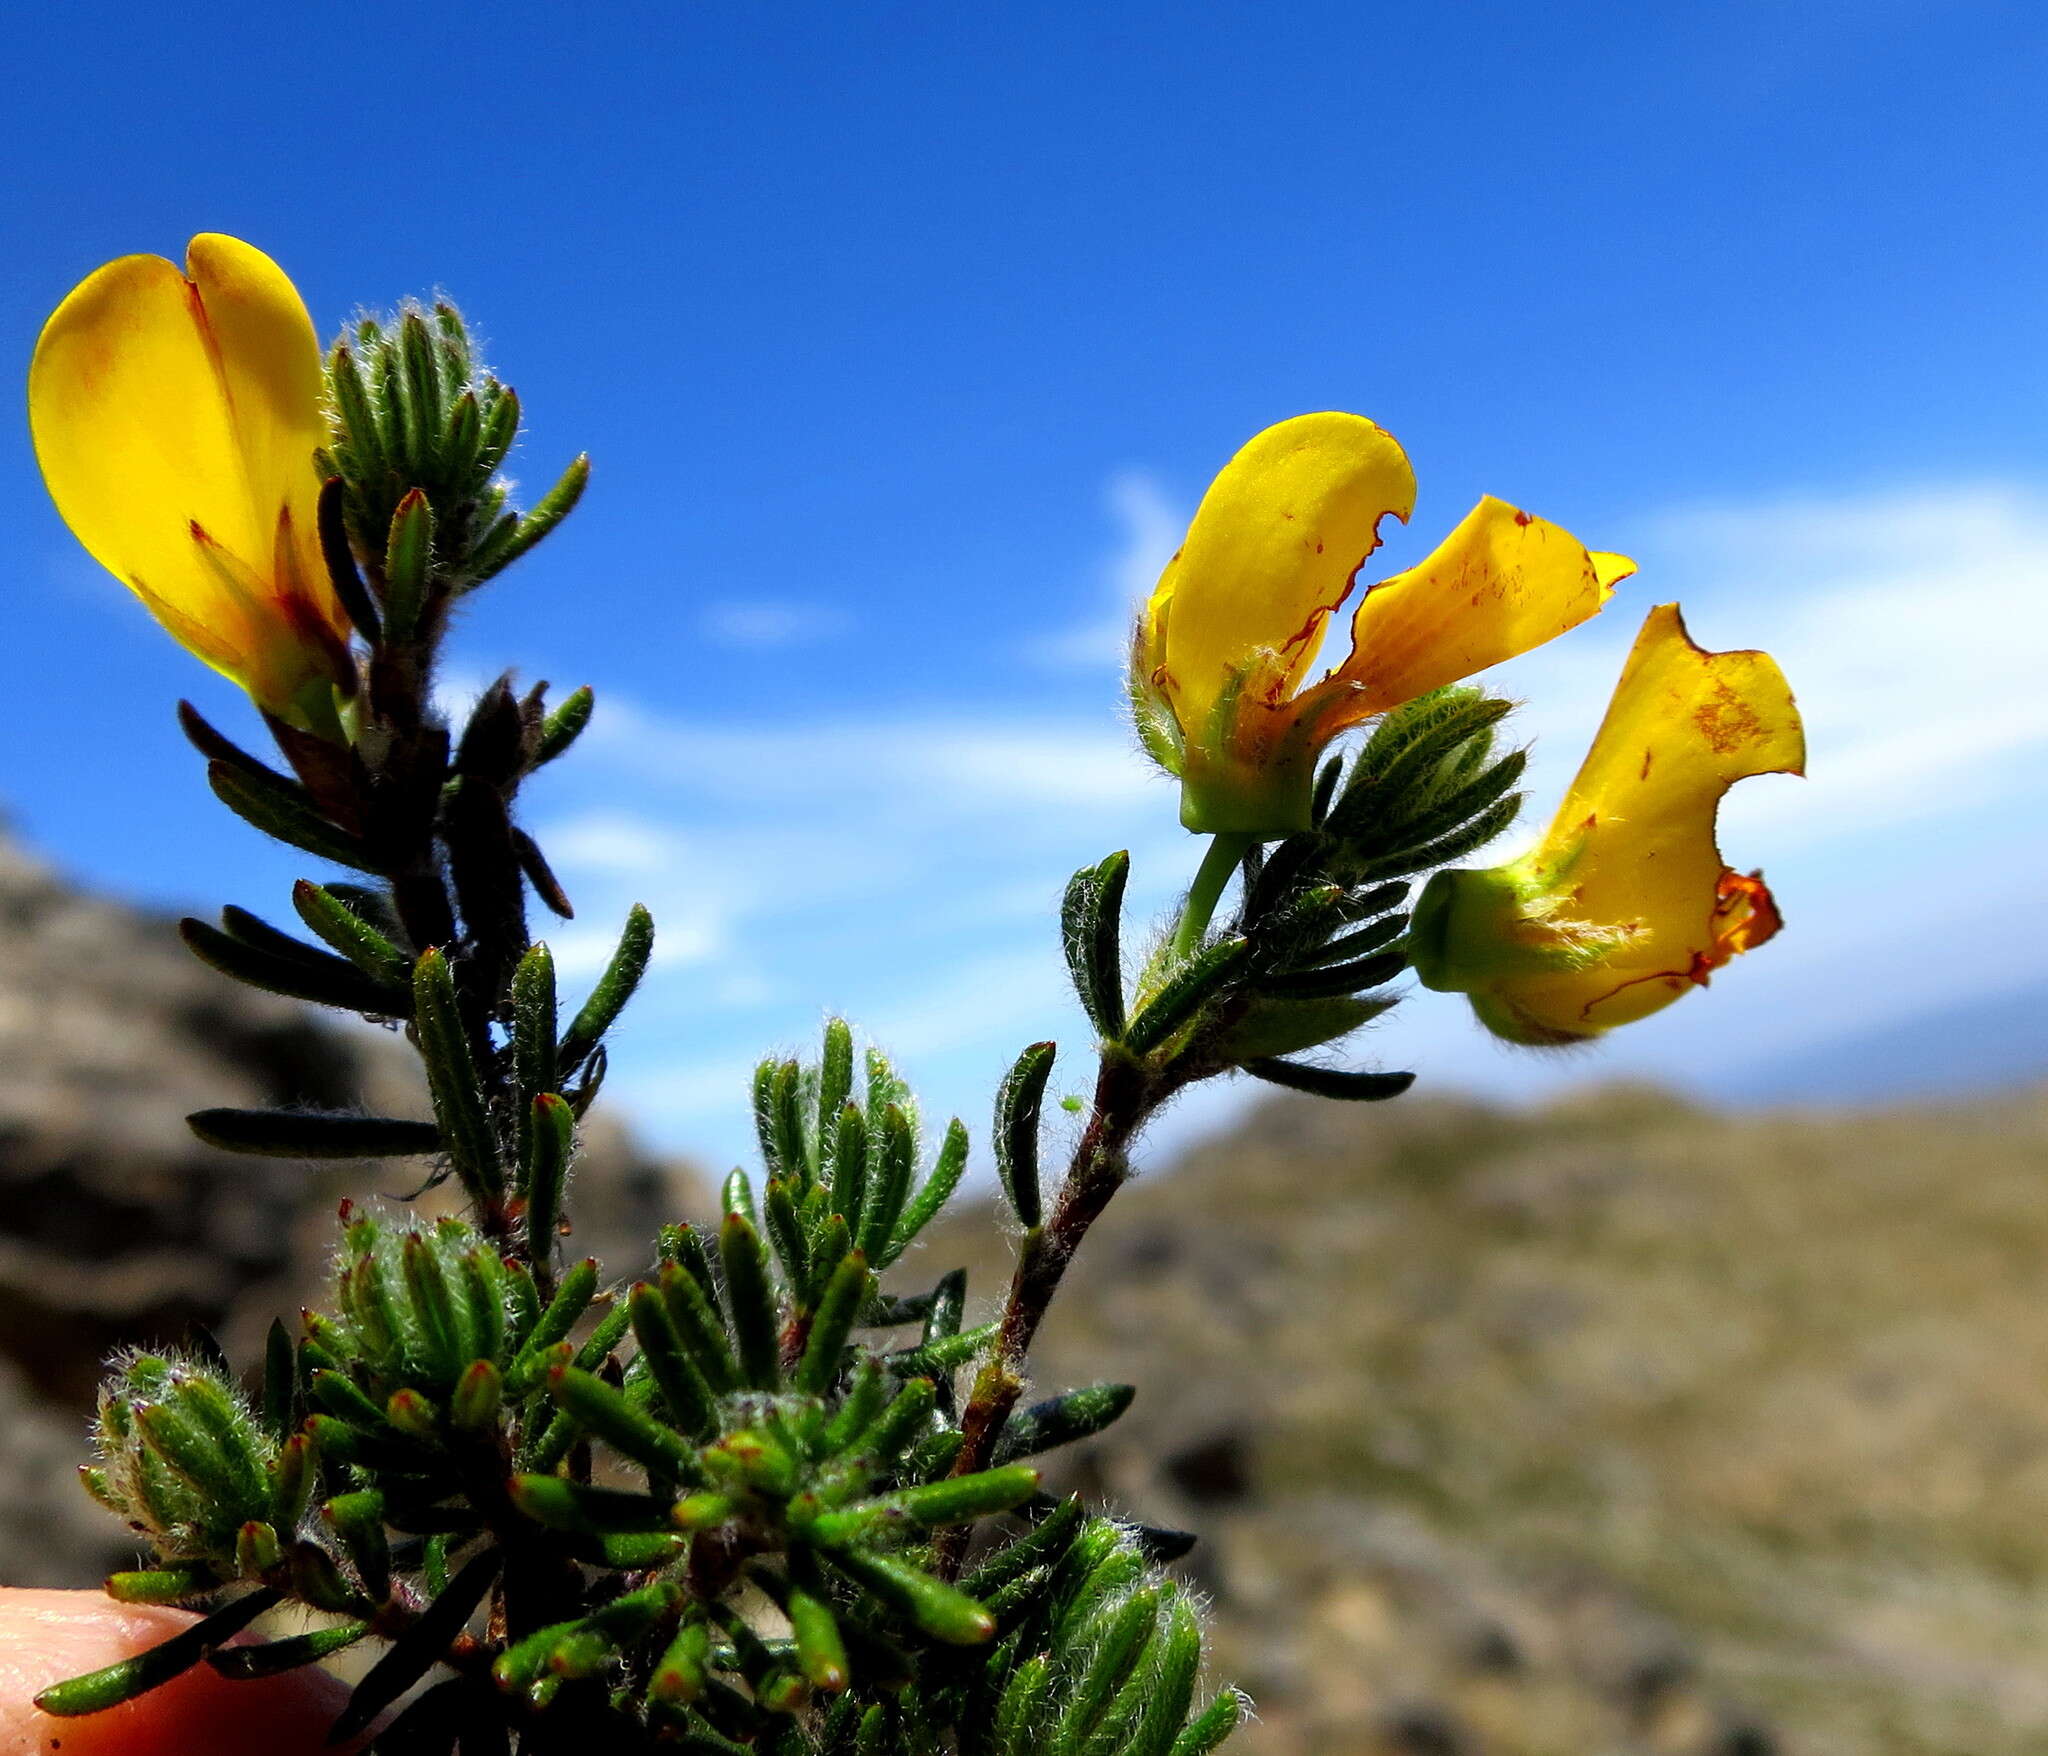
[1409,603,1806,1044]
[1132,412,1635,835]
[29,234,352,723]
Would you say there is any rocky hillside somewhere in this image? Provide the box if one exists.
[920,1080,2048,1756]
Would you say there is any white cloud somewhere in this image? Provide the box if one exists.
[1027,471,1186,668]
[698,599,851,649]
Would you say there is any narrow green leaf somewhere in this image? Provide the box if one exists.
[451,1358,503,1435]
[995,1654,1055,1756]
[1295,909,1407,970]
[807,1464,1040,1548]
[831,1102,869,1237]
[413,948,502,1201]
[1123,936,1250,1056]
[826,1549,995,1645]
[1052,1587,1161,1753]
[470,453,591,581]
[524,1092,575,1264]
[659,1259,739,1394]
[885,1117,970,1266]
[506,1257,598,1392]
[884,1320,998,1380]
[508,1474,677,1533]
[816,1018,855,1171]
[381,488,435,646]
[547,1364,699,1481]
[531,684,594,768]
[963,1494,1087,1599]
[326,342,385,478]
[856,1102,915,1262]
[797,1252,872,1395]
[321,1490,390,1602]
[1061,852,1129,1037]
[1243,1059,1415,1100]
[1126,1595,1203,1755]
[187,1108,440,1159]
[994,1041,1054,1229]
[821,1359,887,1454]
[1259,948,1407,1001]
[558,903,654,1072]
[821,1378,936,1502]
[34,1588,278,1716]
[511,942,558,1160]
[572,1290,634,1373]
[719,1212,782,1390]
[1352,792,1521,882]
[207,762,378,873]
[291,880,411,986]
[630,1282,717,1436]
[400,1230,464,1385]
[765,1177,810,1298]
[180,917,404,1014]
[652,1616,713,1704]
[994,1383,1136,1464]
[1170,1690,1247,1756]
[788,1569,851,1693]
[104,1566,215,1606]
[217,903,335,968]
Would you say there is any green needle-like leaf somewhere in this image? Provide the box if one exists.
[34,1588,279,1716]
[412,948,502,1201]
[558,903,654,1073]
[994,1041,1055,1229]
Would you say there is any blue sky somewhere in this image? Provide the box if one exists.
[4,1,2044,1169]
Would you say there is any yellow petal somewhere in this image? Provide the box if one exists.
[184,234,332,609]
[1499,602,1805,1034]
[1330,497,1633,721]
[1146,413,1416,740]
[28,236,336,692]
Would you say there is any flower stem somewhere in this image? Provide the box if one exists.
[1169,832,1253,962]
[939,1049,1160,1576]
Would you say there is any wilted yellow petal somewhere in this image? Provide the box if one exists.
[1328,497,1633,722]
[1146,412,1416,740]
[1481,602,1805,1037]
[28,235,340,702]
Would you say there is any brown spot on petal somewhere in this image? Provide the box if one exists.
[1639,748,1654,780]
[1692,677,1766,754]
[1513,509,1533,526]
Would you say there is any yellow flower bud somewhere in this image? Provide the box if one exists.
[1410,603,1805,1044]
[29,234,352,724]
[1132,412,1633,836]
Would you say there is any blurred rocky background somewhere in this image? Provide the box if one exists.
[4,826,2047,1755]
[0,829,692,1586]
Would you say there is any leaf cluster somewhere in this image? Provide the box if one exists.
[1034,686,1523,1152]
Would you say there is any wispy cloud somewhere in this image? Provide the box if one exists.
[698,599,852,649]
[1027,471,1185,668]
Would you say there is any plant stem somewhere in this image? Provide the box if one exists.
[1168,832,1252,963]
[939,1048,1163,1574]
